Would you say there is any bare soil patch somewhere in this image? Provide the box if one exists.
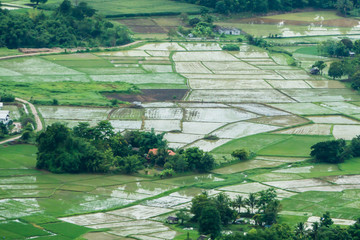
[104,89,188,102]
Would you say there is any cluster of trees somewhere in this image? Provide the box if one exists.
[36,121,215,174]
[185,189,281,238]
[174,0,359,15]
[310,136,360,163]
[0,0,132,48]
[178,10,216,38]
[222,212,360,240]
[318,38,360,58]
[0,91,15,102]
[327,55,360,90]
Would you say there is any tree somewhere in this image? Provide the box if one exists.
[341,38,353,50]
[190,192,213,221]
[30,0,47,7]
[320,211,334,228]
[328,61,344,79]
[336,0,354,15]
[115,155,144,174]
[351,71,360,90]
[245,193,258,214]
[312,61,327,75]
[214,192,237,225]
[310,139,348,163]
[232,195,244,215]
[335,42,350,57]
[189,17,200,27]
[198,206,221,239]
[231,149,249,161]
[351,136,360,157]
[295,222,308,239]
[354,40,360,54]
[176,209,191,225]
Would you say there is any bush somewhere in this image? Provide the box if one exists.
[231,149,250,161]
[310,139,348,163]
[222,44,240,51]
[159,168,175,178]
[203,134,219,140]
[0,92,15,102]
[189,17,200,26]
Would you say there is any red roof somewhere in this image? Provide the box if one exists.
[148,148,176,156]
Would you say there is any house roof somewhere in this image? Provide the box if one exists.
[0,110,9,119]
[148,148,176,156]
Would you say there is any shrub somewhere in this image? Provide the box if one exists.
[159,168,175,178]
[231,149,250,161]
[310,139,348,163]
[222,44,240,51]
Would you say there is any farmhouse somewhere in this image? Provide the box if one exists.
[147,148,176,159]
[0,102,3,109]
[167,216,179,224]
[310,67,320,75]
[215,26,241,35]
[0,110,10,124]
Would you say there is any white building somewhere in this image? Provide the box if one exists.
[0,110,10,125]
[216,26,241,35]
[0,103,3,109]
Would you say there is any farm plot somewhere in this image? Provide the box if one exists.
[109,120,142,131]
[329,175,360,185]
[182,73,284,80]
[175,62,212,74]
[233,52,269,58]
[248,115,309,127]
[276,70,312,80]
[307,115,360,124]
[0,57,82,75]
[258,135,333,157]
[275,124,332,135]
[109,108,144,120]
[186,139,232,152]
[212,160,284,174]
[268,80,311,89]
[137,43,185,51]
[76,67,145,74]
[44,119,99,129]
[144,195,190,208]
[188,90,294,103]
[172,51,239,62]
[230,103,290,116]
[320,102,360,115]
[0,67,21,76]
[145,51,171,57]
[104,50,150,57]
[219,182,270,193]
[178,42,221,51]
[264,179,331,191]
[90,73,185,85]
[38,106,111,120]
[189,79,272,89]
[109,205,173,220]
[2,105,20,120]
[211,122,279,139]
[182,122,225,135]
[144,120,181,131]
[185,108,257,122]
[60,213,132,226]
[1,75,91,83]
[142,64,173,73]
[306,80,346,88]
[333,125,360,140]
[145,108,183,120]
[270,103,337,115]
[248,61,277,66]
[164,133,204,143]
[202,61,258,71]
[281,89,360,102]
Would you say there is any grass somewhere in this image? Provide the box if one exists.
[0,220,50,238]
[41,222,90,239]
[0,81,134,106]
[264,11,342,21]
[0,48,22,57]
[294,46,319,56]
[257,135,334,157]
[43,0,202,16]
[211,133,290,154]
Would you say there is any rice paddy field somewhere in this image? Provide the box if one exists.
[2,39,360,239]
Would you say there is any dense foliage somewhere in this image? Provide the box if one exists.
[36,122,215,174]
[174,0,359,15]
[310,136,360,163]
[0,91,15,102]
[318,38,360,58]
[0,0,132,48]
[189,189,281,238]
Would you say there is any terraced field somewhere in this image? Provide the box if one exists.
[2,41,360,239]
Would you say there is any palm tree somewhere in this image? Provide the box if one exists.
[245,193,258,214]
[232,195,244,215]
[295,222,308,240]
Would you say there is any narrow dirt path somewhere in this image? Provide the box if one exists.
[0,98,43,145]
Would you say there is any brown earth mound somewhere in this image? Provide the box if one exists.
[104,89,188,102]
